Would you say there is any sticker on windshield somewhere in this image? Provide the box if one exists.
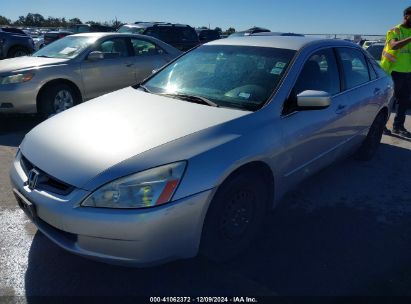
[270,67,283,75]
[59,47,77,55]
[275,62,286,68]
[238,92,251,99]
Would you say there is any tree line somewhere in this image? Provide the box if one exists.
[0,13,236,35]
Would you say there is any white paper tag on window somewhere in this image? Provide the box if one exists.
[59,47,77,55]
[270,67,283,75]
[239,92,251,99]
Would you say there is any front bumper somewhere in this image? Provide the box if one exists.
[10,152,213,266]
[0,81,38,114]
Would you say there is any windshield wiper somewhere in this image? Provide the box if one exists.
[133,83,152,93]
[35,55,51,58]
[160,93,219,107]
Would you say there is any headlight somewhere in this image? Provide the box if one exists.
[1,72,34,85]
[82,162,186,209]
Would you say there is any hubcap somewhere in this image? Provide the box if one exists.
[53,90,74,113]
[220,190,255,240]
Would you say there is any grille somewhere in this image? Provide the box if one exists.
[20,155,74,196]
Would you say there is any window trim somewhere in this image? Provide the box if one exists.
[129,37,167,57]
[94,37,132,59]
[334,46,373,91]
[281,46,341,117]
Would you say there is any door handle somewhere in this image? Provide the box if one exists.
[374,88,381,95]
[335,104,347,114]
[125,63,134,67]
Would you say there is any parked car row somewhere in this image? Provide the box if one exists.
[0,32,181,116]
[10,35,393,266]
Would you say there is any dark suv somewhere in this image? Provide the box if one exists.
[0,27,34,58]
[118,22,200,51]
[43,31,73,46]
[196,29,221,44]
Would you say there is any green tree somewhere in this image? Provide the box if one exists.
[214,27,222,34]
[225,27,236,35]
[0,15,11,25]
[68,18,82,26]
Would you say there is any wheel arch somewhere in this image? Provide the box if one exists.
[213,160,275,208]
[36,78,83,113]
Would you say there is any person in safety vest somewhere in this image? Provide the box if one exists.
[381,6,411,137]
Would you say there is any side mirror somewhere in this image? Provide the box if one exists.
[87,51,104,61]
[296,90,331,110]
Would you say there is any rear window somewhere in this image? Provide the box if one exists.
[1,28,26,35]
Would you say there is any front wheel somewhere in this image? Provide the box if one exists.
[38,84,79,117]
[355,112,386,161]
[200,171,269,262]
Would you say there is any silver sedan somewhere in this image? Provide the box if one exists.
[0,33,181,116]
[10,36,393,266]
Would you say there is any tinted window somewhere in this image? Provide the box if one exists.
[199,30,220,40]
[294,48,340,95]
[367,59,378,80]
[1,28,26,35]
[175,27,198,42]
[97,38,129,58]
[367,44,384,61]
[131,38,164,56]
[336,48,370,89]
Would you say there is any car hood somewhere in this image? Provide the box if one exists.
[0,56,67,74]
[20,87,249,189]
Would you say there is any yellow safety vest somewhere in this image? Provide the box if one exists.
[380,25,411,74]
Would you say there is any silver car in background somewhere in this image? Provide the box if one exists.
[0,33,181,116]
[10,36,393,266]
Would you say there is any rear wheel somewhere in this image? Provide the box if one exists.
[200,170,269,262]
[355,112,386,161]
[38,83,79,117]
[8,46,30,58]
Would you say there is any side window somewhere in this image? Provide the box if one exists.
[283,48,339,115]
[336,48,370,89]
[97,38,129,59]
[367,58,378,80]
[294,48,340,95]
[131,38,164,56]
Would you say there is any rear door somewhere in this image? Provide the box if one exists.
[80,37,136,99]
[335,47,380,135]
[129,37,170,82]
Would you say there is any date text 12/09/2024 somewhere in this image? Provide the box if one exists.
[149,297,258,303]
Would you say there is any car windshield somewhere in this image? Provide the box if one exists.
[33,36,97,59]
[118,26,145,34]
[144,45,296,111]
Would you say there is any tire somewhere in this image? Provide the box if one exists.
[355,112,386,161]
[38,83,79,117]
[7,46,30,58]
[200,170,270,262]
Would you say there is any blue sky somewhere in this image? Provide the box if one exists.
[1,0,409,34]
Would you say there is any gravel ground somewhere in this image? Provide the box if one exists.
[0,114,411,298]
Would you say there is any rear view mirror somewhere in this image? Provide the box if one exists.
[87,51,104,61]
[296,90,331,110]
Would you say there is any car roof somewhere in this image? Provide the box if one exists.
[206,35,352,50]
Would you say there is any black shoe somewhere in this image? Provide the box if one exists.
[392,127,411,137]
[383,126,391,135]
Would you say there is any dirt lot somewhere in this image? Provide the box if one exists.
[1,114,411,297]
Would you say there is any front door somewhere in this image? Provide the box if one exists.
[279,48,357,187]
[81,37,136,100]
